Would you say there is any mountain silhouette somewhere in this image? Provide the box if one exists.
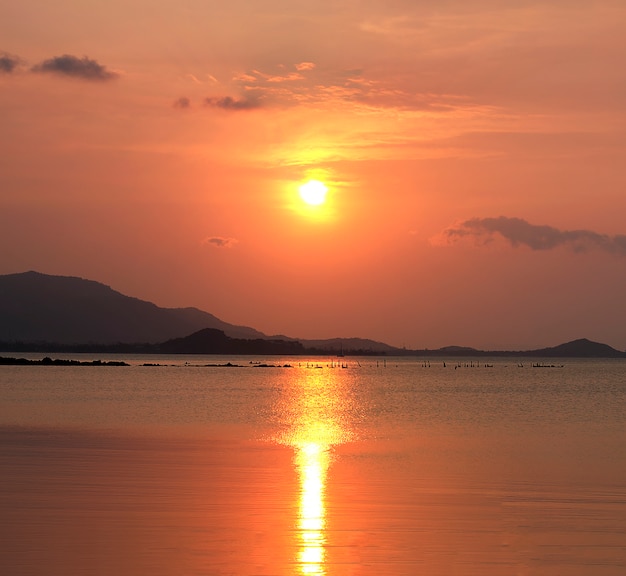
[0,271,267,344]
[0,271,624,357]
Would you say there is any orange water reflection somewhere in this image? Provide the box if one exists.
[276,366,355,575]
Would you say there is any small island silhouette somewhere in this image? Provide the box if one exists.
[0,356,129,366]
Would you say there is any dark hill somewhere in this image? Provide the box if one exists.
[0,271,267,344]
[437,345,479,354]
[529,338,625,358]
[301,337,400,354]
[158,328,305,355]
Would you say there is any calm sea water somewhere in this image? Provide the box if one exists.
[1,355,625,575]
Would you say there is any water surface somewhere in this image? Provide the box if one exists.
[1,356,625,575]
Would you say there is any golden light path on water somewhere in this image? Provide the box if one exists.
[276,366,355,575]
[296,439,329,573]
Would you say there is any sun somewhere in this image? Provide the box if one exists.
[298,180,328,206]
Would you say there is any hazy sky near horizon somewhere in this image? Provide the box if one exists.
[2,0,626,350]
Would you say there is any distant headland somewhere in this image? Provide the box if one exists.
[0,271,624,358]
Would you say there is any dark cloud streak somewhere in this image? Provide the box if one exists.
[437,216,626,256]
[31,54,118,81]
[204,236,238,248]
[174,96,191,109]
[204,95,260,111]
[0,53,20,73]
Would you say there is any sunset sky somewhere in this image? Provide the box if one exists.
[1,0,625,350]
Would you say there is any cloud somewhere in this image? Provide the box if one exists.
[173,96,191,109]
[264,72,304,83]
[0,53,20,74]
[185,73,218,84]
[204,95,260,111]
[204,236,238,248]
[433,216,626,256]
[31,54,118,81]
[227,61,480,115]
[232,71,259,84]
[234,65,310,84]
[295,62,316,71]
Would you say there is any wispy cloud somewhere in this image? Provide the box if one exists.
[295,61,316,72]
[204,236,238,248]
[204,95,260,111]
[233,63,313,85]
[0,53,20,74]
[185,73,218,84]
[228,62,483,115]
[31,54,118,81]
[433,216,626,256]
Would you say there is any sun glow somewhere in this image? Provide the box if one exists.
[298,180,328,206]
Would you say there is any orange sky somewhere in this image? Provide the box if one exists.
[1,1,626,350]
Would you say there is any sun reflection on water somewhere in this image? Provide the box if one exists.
[296,441,329,574]
[276,367,355,575]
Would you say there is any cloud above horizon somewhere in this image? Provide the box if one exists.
[173,96,191,109]
[204,95,260,111]
[295,61,316,72]
[434,217,626,256]
[204,236,238,248]
[228,62,473,113]
[0,53,20,74]
[31,54,118,81]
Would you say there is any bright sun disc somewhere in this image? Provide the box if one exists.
[299,180,328,206]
